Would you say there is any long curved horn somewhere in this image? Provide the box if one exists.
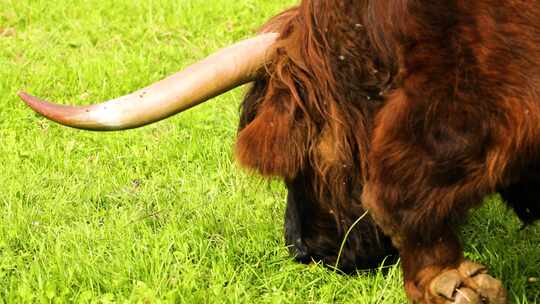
[19,33,278,131]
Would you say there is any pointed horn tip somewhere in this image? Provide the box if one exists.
[18,90,30,101]
[18,91,42,107]
[17,91,61,119]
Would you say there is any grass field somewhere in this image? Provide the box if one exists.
[0,0,539,303]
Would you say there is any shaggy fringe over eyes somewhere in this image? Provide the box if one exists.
[236,1,392,210]
[236,76,308,179]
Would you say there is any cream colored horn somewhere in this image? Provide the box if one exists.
[19,33,277,131]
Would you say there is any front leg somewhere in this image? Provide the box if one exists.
[400,223,506,303]
[363,178,507,304]
[363,90,508,303]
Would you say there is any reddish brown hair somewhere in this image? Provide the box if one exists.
[236,2,393,206]
[236,1,540,301]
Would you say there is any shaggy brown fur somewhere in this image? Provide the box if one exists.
[237,2,398,272]
[236,1,540,303]
[237,4,397,272]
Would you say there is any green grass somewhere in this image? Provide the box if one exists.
[0,0,538,303]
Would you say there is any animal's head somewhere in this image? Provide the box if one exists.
[19,3,396,272]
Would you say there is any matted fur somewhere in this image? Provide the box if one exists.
[236,0,540,302]
[237,1,392,205]
[237,2,397,271]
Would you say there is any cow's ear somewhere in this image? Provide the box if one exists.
[235,99,307,179]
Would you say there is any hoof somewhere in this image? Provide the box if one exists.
[427,261,507,303]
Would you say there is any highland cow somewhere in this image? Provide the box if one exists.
[20,1,540,303]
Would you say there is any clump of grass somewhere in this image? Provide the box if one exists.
[0,0,538,302]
